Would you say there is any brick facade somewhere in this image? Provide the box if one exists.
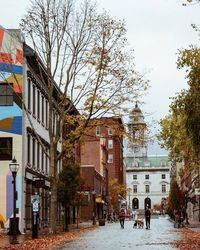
[80,117,125,221]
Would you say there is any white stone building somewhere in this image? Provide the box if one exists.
[124,103,171,212]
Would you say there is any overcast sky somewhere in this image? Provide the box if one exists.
[1,0,200,154]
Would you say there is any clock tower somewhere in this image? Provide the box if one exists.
[126,102,147,158]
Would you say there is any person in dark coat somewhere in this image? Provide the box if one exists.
[119,209,125,229]
[145,207,151,229]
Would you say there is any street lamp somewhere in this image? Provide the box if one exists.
[91,190,96,225]
[9,157,19,244]
[127,188,132,209]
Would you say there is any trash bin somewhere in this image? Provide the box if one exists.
[99,219,105,226]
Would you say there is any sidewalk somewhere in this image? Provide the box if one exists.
[0,221,95,249]
[186,219,200,233]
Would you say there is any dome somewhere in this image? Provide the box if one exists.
[132,102,142,113]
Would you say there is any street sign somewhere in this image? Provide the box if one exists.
[31,195,40,204]
[31,195,40,212]
[32,202,39,212]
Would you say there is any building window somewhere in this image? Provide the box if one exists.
[161,161,166,167]
[0,83,13,106]
[28,79,31,110]
[133,174,137,180]
[145,174,149,180]
[37,142,40,170]
[162,174,166,179]
[37,90,40,121]
[145,184,150,193]
[144,161,150,167]
[96,127,100,136]
[27,134,31,164]
[0,137,12,160]
[108,128,112,135]
[41,148,44,172]
[32,85,36,116]
[162,184,166,193]
[133,185,137,193]
[108,139,113,149]
[42,95,44,124]
[134,130,140,139]
[134,146,139,153]
[45,147,48,173]
[108,154,113,163]
[32,138,35,167]
[45,100,48,128]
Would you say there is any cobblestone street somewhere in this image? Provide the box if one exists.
[54,216,181,250]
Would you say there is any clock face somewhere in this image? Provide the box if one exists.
[134,147,139,153]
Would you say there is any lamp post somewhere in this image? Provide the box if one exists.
[127,188,131,209]
[91,190,96,225]
[9,157,19,244]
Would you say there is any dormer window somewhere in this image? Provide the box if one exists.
[144,161,150,167]
[132,161,139,167]
[161,161,166,167]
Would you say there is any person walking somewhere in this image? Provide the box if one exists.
[145,206,151,229]
[119,208,125,229]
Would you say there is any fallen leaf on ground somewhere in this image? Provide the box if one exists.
[172,228,200,250]
[0,227,96,250]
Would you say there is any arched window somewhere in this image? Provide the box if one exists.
[132,198,139,209]
[144,197,151,209]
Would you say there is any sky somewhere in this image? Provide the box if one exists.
[1,0,200,154]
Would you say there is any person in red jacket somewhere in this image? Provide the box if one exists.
[119,209,125,229]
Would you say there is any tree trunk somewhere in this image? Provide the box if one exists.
[49,173,57,234]
[65,205,69,232]
[73,206,76,224]
[77,206,79,228]
[67,206,70,225]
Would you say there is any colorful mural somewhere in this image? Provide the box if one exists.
[0,26,23,227]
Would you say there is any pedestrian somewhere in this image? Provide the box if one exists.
[119,208,125,229]
[132,210,136,220]
[145,206,151,229]
[113,211,116,222]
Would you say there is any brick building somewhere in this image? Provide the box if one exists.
[80,117,125,221]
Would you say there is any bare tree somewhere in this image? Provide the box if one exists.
[20,0,148,233]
